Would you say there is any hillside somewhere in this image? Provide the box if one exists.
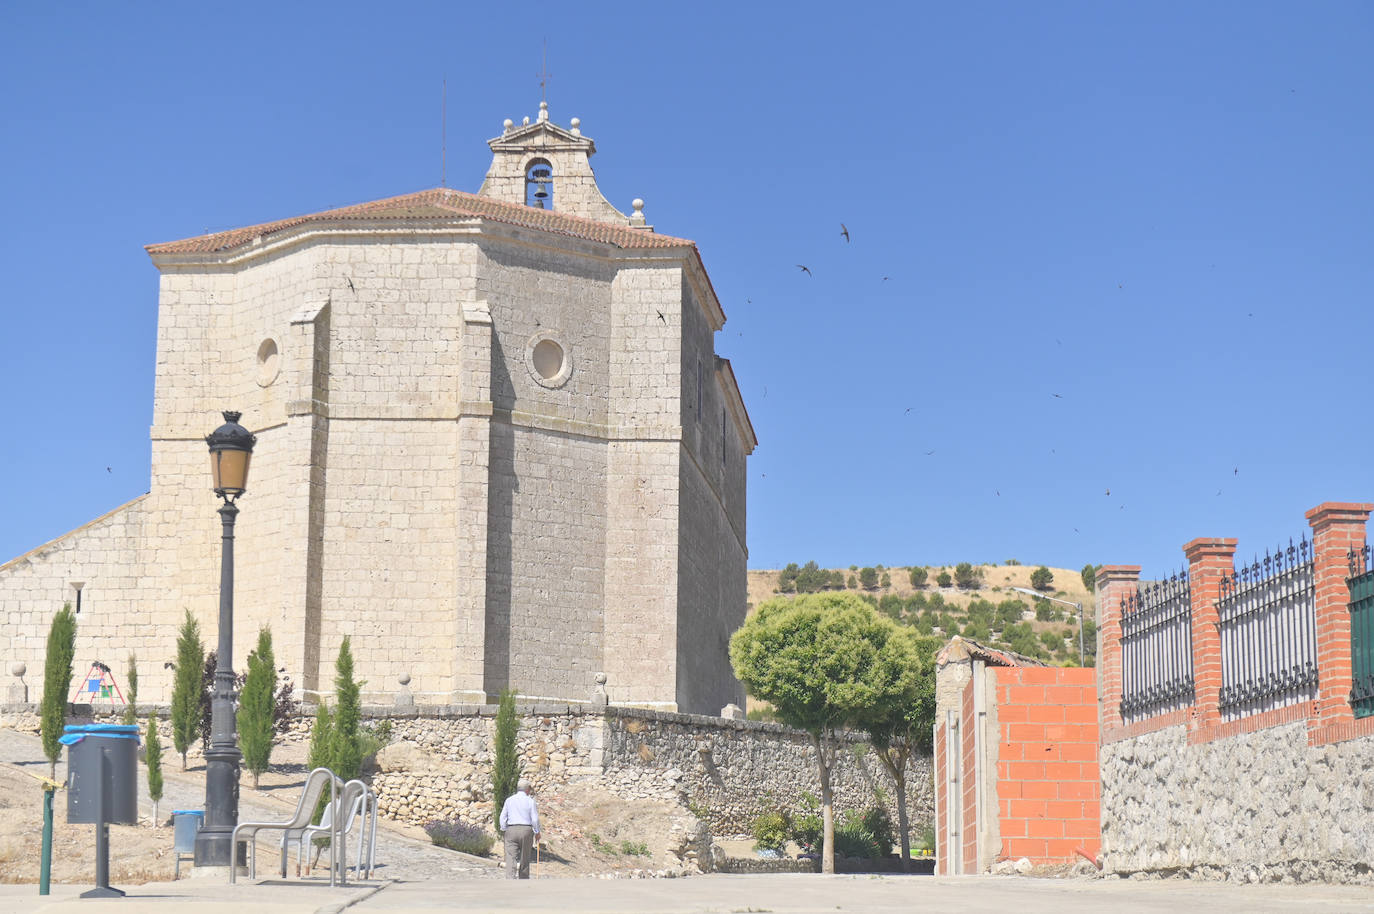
[745,562,1098,668]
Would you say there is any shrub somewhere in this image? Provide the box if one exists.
[620,840,649,856]
[424,819,496,856]
[880,572,891,589]
[833,806,894,859]
[146,712,164,821]
[122,653,138,726]
[1082,563,1099,593]
[936,572,952,588]
[954,562,982,589]
[238,627,276,788]
[1030,566,1054,591]
[491,689,520,829]
[859,567,878,589]
[752,809,791,852]
[170,612,203,768]
[1035,602,1054,622]
[40,604,78,779]
[847,574,857,589]
[909,567,927,588]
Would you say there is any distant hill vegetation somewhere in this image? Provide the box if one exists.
[746,561,1100,668]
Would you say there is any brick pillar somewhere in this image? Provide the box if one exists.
[1183,538,1237,733]
[1306,502,1373,736]
[1095,565,1140,735]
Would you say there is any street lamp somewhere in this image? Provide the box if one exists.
[194,411,256,867]
[1010,586,1086,663]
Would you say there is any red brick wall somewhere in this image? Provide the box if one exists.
[994,667,1100,864]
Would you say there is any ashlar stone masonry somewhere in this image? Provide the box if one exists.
[0,102,757,716]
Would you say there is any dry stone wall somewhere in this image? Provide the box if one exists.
[3,702,934,843]
[1101,721,1374,883]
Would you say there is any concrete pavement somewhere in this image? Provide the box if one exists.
[4,872,1374,914]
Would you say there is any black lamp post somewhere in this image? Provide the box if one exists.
[194,410,256,867]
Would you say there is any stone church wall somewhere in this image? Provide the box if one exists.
[1100,721,1374,883]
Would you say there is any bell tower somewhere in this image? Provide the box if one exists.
[478,102,645,227]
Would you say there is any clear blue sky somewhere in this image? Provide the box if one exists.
[2,2,1371,582]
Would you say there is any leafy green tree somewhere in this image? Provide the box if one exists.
[730,593,921,874]
[1030,566,1054,591]
[846,574,857,589]
[332,637,363,781]
[796,560,828,594]
[954,562,983,589]
[936,571,952,588]
[860,633,941,871]
[146,712,164,823]
[995,600,1023,627]
[1082,564,1099,593]
[122,653,139,726]
[491,689,520,829]
[170,611,204,770]
[237,626,277,788]
[778,563,799,593]
[1040,629,1064,652]
[40,604,78,779]
[859,567,878,590]
[877,594,904,620]
[909,567,927,589]
[1035,601,1055,622]
[829,570,846,590]
[880,572,892,589]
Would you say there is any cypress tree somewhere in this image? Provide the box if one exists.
[307,701,335,823]
[122,652,139,726]
[146,712,164,825]
[332,637,362,781]
[40,604,78,779]
[491,689,520,829]
[237,627,276,788]
[170,611,204,770]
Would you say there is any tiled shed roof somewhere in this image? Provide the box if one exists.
[146,187,694,255]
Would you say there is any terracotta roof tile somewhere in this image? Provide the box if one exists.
[146,187,694,255]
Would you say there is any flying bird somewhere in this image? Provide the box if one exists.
[106,467,111,473]
[1053,393,1063,399]
[796,265,812,276]
[840,224,850,243]
[904,407,912,414]
[1234,467,1239,476]
[924,449,936,456]
[1105,488,1111,496]
[346,277,355,292]
[881,276,890,282]
[656,310,666,323]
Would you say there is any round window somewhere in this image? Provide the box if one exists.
[532,339,564,380]
[256,338,280,387]
[525,332,572,389]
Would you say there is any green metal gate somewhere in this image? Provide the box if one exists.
[1350,562,1374,719]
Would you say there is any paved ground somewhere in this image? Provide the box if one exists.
[4,872,1374,914]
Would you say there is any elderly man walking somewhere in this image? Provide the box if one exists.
[498,778,541,879]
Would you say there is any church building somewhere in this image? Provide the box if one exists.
[0,102,756,715]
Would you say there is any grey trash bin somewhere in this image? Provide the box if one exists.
[60,723,142,898]
[63,724,140,825]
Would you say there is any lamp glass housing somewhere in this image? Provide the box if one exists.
[210,448,251,497]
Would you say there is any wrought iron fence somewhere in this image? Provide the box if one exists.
[1120,569,1193,722]
[1349,543,1374,719]
[1216,537,1316,719]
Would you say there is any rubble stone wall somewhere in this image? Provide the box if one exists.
[1100,721,1374,883]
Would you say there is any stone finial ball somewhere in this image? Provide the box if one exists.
[503,118,514,130]
[594,672,607,685]
[10,662,25,678]
[569,117,580,128]
[398,672,411,686]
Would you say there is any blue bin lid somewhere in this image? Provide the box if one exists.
[59,723,142,746]
[172,810,204,817]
